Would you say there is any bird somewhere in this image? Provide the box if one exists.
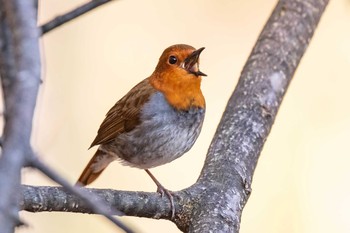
[76,44,206,218]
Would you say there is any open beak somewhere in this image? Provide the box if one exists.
[183,47,207,77]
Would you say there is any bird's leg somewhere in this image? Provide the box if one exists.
[145,169,175,219]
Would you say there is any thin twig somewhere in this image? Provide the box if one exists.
[29,156,134,233]
[40,0,115,35]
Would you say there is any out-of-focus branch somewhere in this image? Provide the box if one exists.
[0,0,41,232]
[40,0,115,35]
[20,0,329,232]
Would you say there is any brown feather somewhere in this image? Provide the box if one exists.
[89,78,156,148]
[78,44,206,191]
[76,150,109,186]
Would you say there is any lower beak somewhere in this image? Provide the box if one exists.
[183,47,207,77]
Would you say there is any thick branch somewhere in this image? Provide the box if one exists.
[191,0,329,232]
[0,0,41,232]
[40,0,115,35]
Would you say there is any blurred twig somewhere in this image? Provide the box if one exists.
[40,0,115,35]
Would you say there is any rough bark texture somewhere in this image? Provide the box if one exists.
[21,185,176,218]
[189,0,329,231]
[19,0,329,232]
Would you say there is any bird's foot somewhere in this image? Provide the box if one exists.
[156,184,175,219]
[145,169,175,219]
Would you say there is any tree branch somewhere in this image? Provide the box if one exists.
[20,0,329,232]
[40,0,115,35]
[0,0,41,232]
[21,185,175,218]
[191,0,329,231]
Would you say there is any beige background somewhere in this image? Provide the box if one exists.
[19,0,350,232]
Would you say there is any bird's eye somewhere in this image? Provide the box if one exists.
[168,55,177,64]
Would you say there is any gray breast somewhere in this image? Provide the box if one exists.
[108,92,205,169]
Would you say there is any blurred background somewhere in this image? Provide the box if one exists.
[19,0,350,232]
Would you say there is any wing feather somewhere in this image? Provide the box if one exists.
[90,78,156,148]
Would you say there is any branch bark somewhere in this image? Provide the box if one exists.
[188,0,329,230]
[20,0,329,232]
[21,185,173,218]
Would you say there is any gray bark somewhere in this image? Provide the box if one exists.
[189,0,329,231]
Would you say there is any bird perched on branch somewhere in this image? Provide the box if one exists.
[77,44,206,218]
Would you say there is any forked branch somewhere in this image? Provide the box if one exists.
[19,0,329,232]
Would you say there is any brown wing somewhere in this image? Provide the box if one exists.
[89,78,156,148]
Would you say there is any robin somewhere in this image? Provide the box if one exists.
[77,44,206,218]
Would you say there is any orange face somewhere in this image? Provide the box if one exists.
[150,44,206,110]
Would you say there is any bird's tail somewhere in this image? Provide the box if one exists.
[76,149,115,186]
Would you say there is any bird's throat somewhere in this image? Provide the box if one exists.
[149,74,205,110]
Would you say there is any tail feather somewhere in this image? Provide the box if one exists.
[76,149,114,186]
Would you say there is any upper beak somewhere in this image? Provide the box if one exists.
[183,47,207,77]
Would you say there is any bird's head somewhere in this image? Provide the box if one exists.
[154,44,206,78]
[150,44,206,110]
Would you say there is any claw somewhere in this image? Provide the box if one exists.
[157,185,165,197]
[156,183,175,219]
[145,169,176,219]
